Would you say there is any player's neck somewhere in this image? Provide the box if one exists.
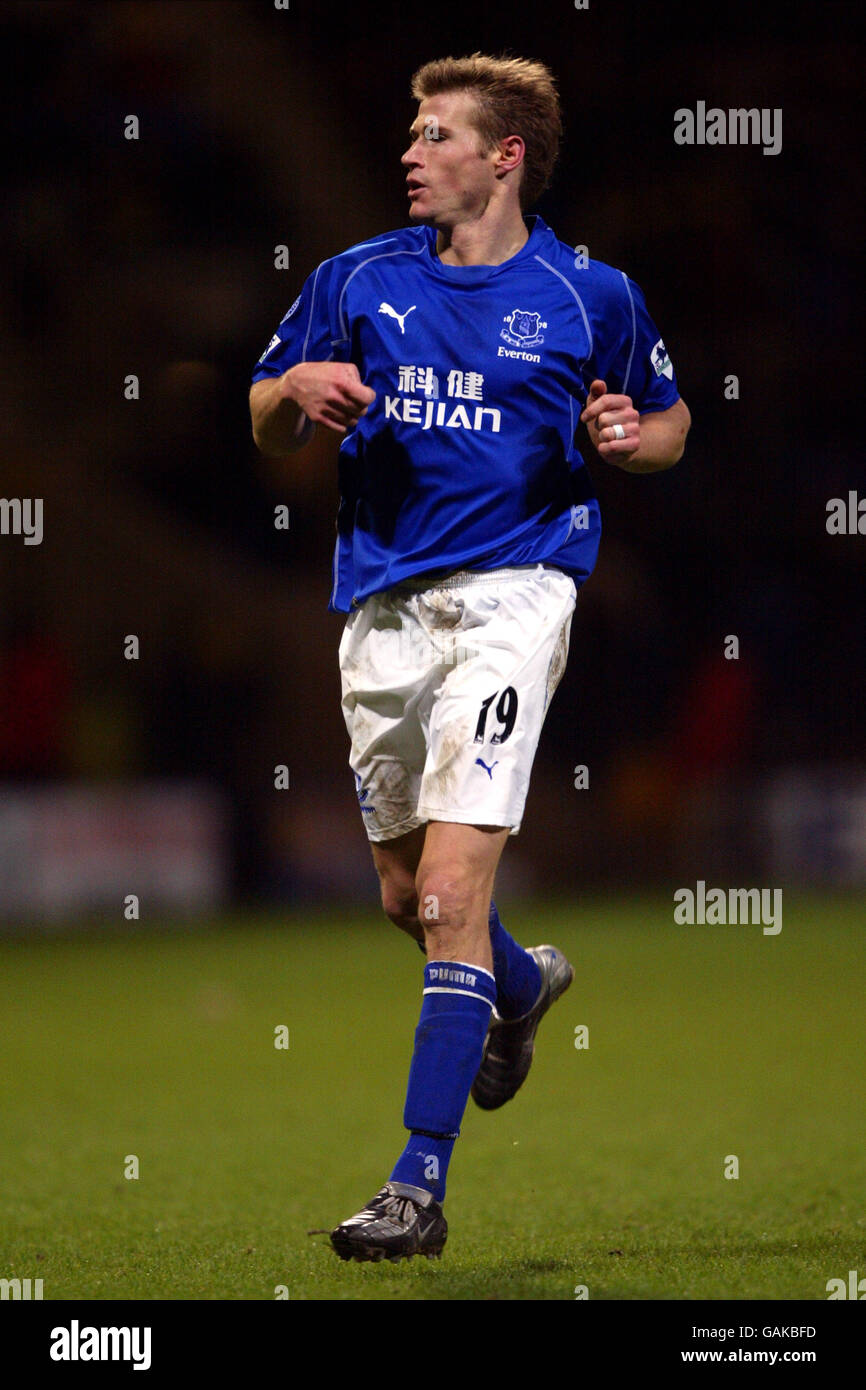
[434,206,529,267]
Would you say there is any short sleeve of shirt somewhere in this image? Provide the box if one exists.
[251,257,347,383]
[591,272,680,415]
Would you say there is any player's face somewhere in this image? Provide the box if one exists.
[402,91,500,227]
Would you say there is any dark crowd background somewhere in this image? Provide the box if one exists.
[0,0,862,913]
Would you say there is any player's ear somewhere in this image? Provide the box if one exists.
[495,134,525,176]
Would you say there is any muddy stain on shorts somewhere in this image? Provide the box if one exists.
[421,590,464,630]
[426,714,473,802]
[544,620,569,708]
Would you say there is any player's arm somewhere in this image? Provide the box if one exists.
[250,362,375,458]
[580,380,691,473]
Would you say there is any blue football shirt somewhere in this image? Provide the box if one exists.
[251,215,681,612]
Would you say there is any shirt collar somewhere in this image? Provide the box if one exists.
[422,215,548,282]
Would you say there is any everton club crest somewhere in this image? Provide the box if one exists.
[501,308,547,349]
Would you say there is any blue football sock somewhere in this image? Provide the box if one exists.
[390,960,496,1202]
[389,1132,455,1204]
[488,900,542,1019]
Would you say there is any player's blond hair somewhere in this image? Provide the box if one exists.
[410,52,562,210]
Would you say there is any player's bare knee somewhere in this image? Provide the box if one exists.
[415,867,481,933]
[384,899,421,935]
[379,876,420,934]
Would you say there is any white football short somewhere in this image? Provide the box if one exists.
[338,563,576,840]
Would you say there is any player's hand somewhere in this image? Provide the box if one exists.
[279,362,376,436]
[580,379,640,462]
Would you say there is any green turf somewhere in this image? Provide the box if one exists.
[1,894,864,1300]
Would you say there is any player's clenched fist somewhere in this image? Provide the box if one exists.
[280,361,375,436]
[580,379,640,462]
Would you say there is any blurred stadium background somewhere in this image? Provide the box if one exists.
[1,0,862,921]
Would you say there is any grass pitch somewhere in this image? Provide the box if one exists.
[1,894,864,1301]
